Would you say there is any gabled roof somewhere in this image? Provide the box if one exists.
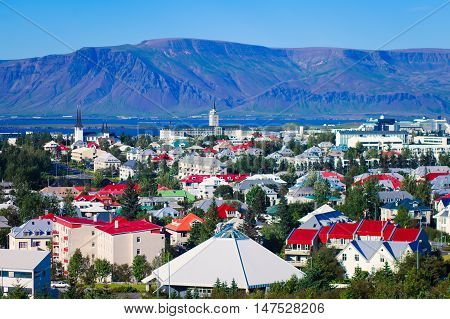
[356,220,393,237]
[287,228,319,245]
[142,227,304,289]
[328,222,359,239]
[217,204,237,219]
[0,249,50,270]
[166,213,204,232]
[389,227,421,242]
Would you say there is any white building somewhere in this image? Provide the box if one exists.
[209,102,219,127]
[9,218,53,251]
[197,176,230,199]
[178,155,226,179]
[336,240,415,277]
[142,227,303,296]
[0,249,51,297]
[94,153,121,171]
[434,208,450,235]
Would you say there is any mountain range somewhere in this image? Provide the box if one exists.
[0,38,449,118]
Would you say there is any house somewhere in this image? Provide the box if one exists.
[165,213,204,246]
[380,199,432,225]
[39,186,80,199]
[196,176,230,199]
[286,186,314,204]
[353,173,403,191]
[285,228,321,267]
[43,140,59,152]
[120,160,138,180]
[0,249,51,297]
[9,216,54,251]
[142,226,304,297]
[148,207,180,219]
[217,203,241,219]
[434,207,450,235]
[337,240,416,277]
[94,153,121,171]
[299,204,351,229]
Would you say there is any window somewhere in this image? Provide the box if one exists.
[14,272,32,279]
[380,257,385,263]
[355,254,359,261]
[137,237,141,243]
[19,242,28,249]
[92,231,95,236]
[340,239,346,245]
[91,242,95,247]
[342,253,347,261]
[33,242,40,247]
[136,249,141,255]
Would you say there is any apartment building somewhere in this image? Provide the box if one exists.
[178,155,226,179]
[53,216,165,273]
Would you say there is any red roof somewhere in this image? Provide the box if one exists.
[166,213,204,232]
[354,174,402,189]
[96,219,162,235]
[435,193,450,202]
[287,228,319,245]
[39,213,56,221]
[181,174,249,184]
[321,171,344,181]
[382,223,396,240]
[152,153,173,162]
[356,220,392,237]
[55,216,107,228]
[203,148,218,154]
[328,222,359,239]
[58,144,70,151]
[318,225,331,243]
[424,172,450,182]
[97,183,138,196]
[217,204,237,219]
[390,228,421,242]
[87,142,99,149]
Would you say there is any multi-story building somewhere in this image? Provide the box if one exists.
[0,249,51,297]
[335,130,407,147]
[53,216,165,273]
[178,155,227,179]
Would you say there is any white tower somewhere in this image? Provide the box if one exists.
[209,102,219,127]
[74,106,84,142]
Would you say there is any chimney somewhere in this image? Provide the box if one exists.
[114,220,119,229]
[93,214,98,222]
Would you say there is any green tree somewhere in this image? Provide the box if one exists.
[132,255,151,282]
[245,186,268,217]
[239,207,258,239]
[213,185,234,200]
[112,264,132,282]
[67,248,89,283]
[277,196,294,237]
[94,259,113,283]
[394,206,414,227]
[313,179,331,206]
[62,194,77,217]
[119,178,140,220]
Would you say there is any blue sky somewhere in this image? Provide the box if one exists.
[0,0,449,59]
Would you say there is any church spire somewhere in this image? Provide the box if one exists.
[75,105,83,128]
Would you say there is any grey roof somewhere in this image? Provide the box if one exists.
[378,191,413,202]
[122,160,138,169]
[0,249,50,270]
[193,199,247,212]
[149,207,180,218]
[10,218,53,239]
[351,240,411,261]
[237,179,280,191]
[0,216,9,228]
[299,204,351,228]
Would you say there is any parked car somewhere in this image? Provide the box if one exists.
[51,281,69,289]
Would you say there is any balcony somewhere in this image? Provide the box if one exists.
[53,242,59,246]
[284,247,312,256]
[52,230,59,235]
[63,236,69,241]
[63,247,68,252]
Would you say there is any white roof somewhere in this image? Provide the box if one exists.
[0,249,50,270]
[143,227,303,289]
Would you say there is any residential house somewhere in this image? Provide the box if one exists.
[166,213,203,246]
[380,199,432,225]
[94,153,121,172]
[9,216,54,251]
[120,160,138,180]
[285,228,320,267]
[378,190,414,204]
[434,207,450,235]
[299,204,351,229]
[178,155,227,179]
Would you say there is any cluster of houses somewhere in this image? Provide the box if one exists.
[2,108,450,298]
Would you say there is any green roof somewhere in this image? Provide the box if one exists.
[157,189,196,202]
